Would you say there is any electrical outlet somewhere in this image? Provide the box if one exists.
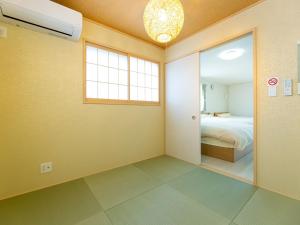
[40,162,53,174]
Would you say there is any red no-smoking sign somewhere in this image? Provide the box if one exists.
[267,77,279,86]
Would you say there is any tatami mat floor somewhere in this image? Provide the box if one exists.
[1,155,300,225]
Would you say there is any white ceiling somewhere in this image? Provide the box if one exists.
[200,34,253,85]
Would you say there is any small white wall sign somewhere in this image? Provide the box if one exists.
[267,77,279,97]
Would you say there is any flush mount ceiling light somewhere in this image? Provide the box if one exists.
[143,0,184,43]
[218,48,245,60]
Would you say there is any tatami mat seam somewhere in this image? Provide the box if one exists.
[229,188,258,225]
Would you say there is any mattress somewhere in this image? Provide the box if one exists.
[201,116,253,151]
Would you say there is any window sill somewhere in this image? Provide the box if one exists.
[84,98,160,106]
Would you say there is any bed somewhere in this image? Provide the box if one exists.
[201,115,253,162]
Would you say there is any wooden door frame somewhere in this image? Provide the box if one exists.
[197,29,258,185]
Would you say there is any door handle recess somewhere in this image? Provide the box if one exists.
[192,115,196,120]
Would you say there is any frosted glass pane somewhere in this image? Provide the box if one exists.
[138,87,145,100]
[86,46,97,64]
[86,63,97,81]
[138,59,145,73]
[138,73,145,87]
[130,86,138,100]
[86,81,97,98]
[119,55,128,70]
[109,84,118,99]
[145,75,152,88]
[98,82,108,99]
[145,61,152,75]
[145,88,152,101]
[98,49,108,66]
[119,85,128,100]
[109,68,118,84]
[119,70,128,85]
[98,66,108,82]
[152,76,159,89]
[152,89,159,102]
[152,63,159,76]
[109,52,118,68]
[130,72,138,86]
[130,57,137,72]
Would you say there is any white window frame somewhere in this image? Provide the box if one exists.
[84,41,160,106]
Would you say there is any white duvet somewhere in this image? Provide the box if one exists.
[201,116,253,150]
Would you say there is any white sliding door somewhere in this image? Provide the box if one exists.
[165,53,201,165]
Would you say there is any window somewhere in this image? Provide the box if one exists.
[85,45,129,100]
[84,42,160,105]
[130,57,159,102]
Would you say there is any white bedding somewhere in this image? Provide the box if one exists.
[201,116,253,151]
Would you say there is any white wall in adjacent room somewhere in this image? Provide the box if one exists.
[202,79,228,113]
[228,82,253,117]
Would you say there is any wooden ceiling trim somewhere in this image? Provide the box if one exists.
[168,0,265,48]
[83,17,165,50]
[53,0,263,48]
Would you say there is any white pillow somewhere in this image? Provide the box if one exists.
[216,112,231,117]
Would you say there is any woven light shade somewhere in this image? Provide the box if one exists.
[143,0,184,43]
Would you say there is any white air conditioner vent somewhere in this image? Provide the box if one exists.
[0,0,82,41]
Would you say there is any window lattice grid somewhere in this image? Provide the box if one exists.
[85,43,160,104]
[85,46,129,100]
[129,57,159,102]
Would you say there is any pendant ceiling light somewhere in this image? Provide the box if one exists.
[143,0,184,44]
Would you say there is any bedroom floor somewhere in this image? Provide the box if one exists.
[201,152,253,181]
[1,156,300,225]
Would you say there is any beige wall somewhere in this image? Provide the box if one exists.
[0,19,165,200]
[2,0,300,201]
[166,0,300,200]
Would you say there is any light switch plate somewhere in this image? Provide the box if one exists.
[283,79,293,96]
[298,83,300,95]
[0,26,7,38]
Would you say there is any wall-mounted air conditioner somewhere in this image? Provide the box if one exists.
[0,0,82,41]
